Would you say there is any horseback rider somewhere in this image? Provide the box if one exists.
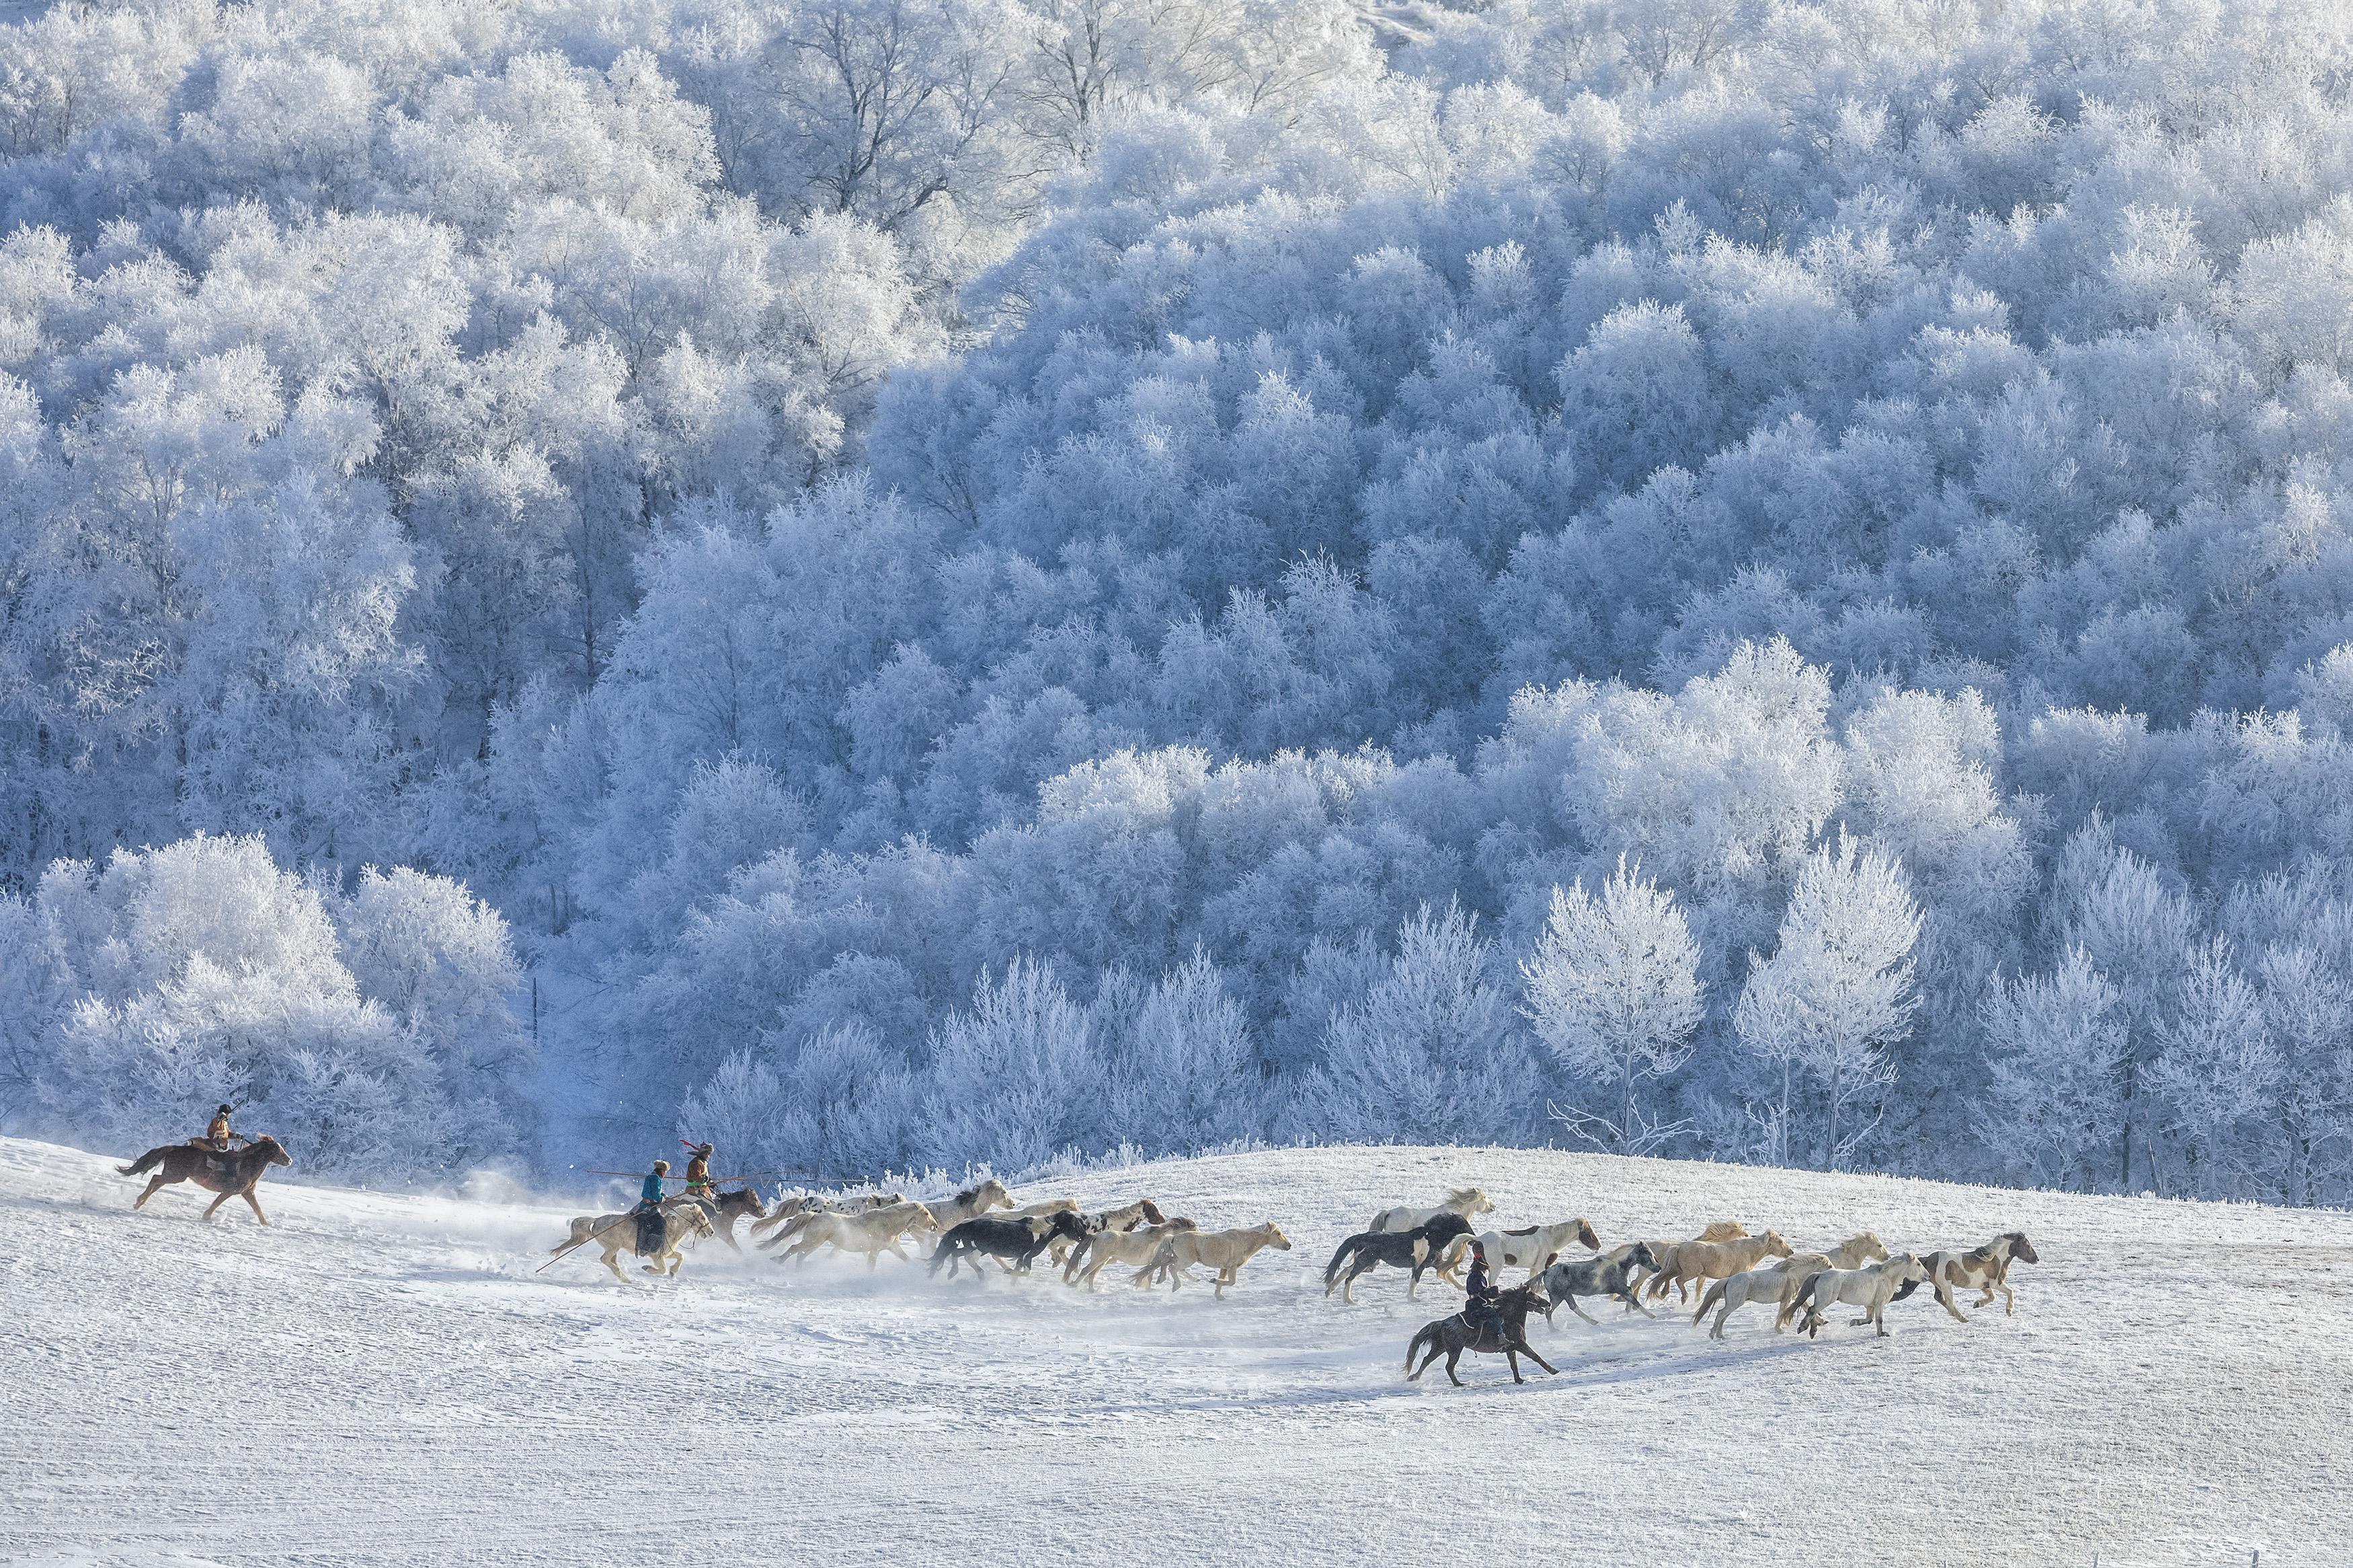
[632,1160,670,1254]
[198,1104,239,1151]
[1462,1238,1506,1341]
[681,1141,715,1201]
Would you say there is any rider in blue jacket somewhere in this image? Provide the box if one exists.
[637,1161,670,1210]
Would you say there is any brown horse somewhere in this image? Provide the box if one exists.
[1404,1283,1560,1386]
[680,1189,769,1253]
[118,1137,294,1224]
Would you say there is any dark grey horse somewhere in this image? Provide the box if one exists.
[1538,1241,1659,1325]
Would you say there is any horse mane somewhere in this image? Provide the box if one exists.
[1445,1186,1486,1204]
[953,1184,986,1205]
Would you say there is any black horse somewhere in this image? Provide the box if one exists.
[1404,1282,1559,1386]
[929,1210,1092,1280]
[1323,1212,1474,1303]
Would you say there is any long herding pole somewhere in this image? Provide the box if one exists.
[573,1169,856,1185]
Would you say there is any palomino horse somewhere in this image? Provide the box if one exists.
[1644,1230,1792,1301]
[1636,1221,1750,1301]
[553,1203,716,1283]
[118,1137,294,1224]
[1404,1283,1559,1386]
[1133,1221,1293,1298]
[1068,1218,1197,1288]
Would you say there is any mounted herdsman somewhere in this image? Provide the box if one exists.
[634,1160,671,1255]
[198,1104,242,1151]
[1461,1237,1505,1342]
[681,1141,716,1202]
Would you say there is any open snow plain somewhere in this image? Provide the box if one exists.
[3,1134,2345,1567]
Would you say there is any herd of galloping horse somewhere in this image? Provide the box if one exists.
[106,1132,2036,1387]
[546,1175,2040,1387]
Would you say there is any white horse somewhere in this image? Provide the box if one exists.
[1792,1253,1930,1338]
[1698,1233,1890,1338]
[916,1179,1015,1234]
[1051,1198,1172,1273]
[1367,1187,1494,1235]
[1434,1216,1602,1283]
[751,1188,910,1247]
[770,1201,942,1270]
[1697,1253,1830,1339]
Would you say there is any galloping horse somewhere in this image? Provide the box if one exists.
[553,1202,717,1283]
[118,1137,294,1224]
[1404,1283,1559,1386]
[680,1188,769,1253]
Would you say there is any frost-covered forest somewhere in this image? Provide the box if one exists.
[1,0,2350,1201]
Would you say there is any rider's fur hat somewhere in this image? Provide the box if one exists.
[216,1104,233,1114]
[652,1159,671,1173]
[695,1143,714,1156]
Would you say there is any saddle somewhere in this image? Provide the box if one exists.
[1457,1303,1508,1346]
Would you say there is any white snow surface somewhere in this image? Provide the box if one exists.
[3,1135,2345,1566]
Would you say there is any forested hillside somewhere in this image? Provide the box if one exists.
[2,0,2350,1200]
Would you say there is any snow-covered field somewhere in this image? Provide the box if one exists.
[3,1136,2344,1567]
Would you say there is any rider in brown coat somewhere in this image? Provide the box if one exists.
[198,1104,238,1151]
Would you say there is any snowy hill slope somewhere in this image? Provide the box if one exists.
[3,1136,2345,1567]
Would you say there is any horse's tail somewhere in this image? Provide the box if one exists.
[117,1146,164,1177]
[1402,1323,1436,1375]
[756,1212,811,1251]
[1323,1236,1361,1290]
[1694,1278,1728,1326]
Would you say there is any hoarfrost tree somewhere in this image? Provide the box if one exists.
[918,956,1098,1172]
[1520,858,1702,1154]
[2149,940,2278,1199]
[2255,942,2353,1205]
[1733,835,1920,1171]
[6,836,529,1178]
[1977,947,2126,1192]
[1096,949,1260,1152]
[1301,901,1542,1146]
[2063,839,2199,1192]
